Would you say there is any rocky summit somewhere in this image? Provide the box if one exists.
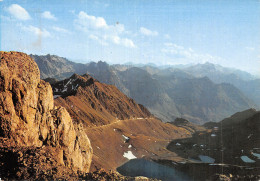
[0,51,93,179]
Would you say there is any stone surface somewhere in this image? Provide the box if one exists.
[0,51,93,173]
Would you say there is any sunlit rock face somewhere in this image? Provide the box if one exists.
[0,51,93,172]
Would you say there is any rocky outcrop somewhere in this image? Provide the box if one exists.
[0,51,92,173]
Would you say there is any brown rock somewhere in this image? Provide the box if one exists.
[0,51,93,172]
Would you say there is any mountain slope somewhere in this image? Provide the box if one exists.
[167,108,260,166]
[50,72,193,171]
[52,73,151,126]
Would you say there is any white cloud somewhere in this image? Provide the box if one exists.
[140,27,158,36]
[102,35,135,48]
[75,11,125,34]
[42,11,57,20]
[52,26,70,34]
[89,34,108,46]
[121,38,135,48]
[0,0,4,2]
[76,11,108,30]
[104,35,135,48]
[161,42,223,64]
[22,25,51,38]
[75,11,135,48]
[7,4,31,20]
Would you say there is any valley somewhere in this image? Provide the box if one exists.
[1,0,259,180]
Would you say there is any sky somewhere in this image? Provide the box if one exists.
[0,0,260,75]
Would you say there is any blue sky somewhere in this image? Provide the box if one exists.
[0,0,260,75]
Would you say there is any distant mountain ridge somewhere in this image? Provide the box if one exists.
[178,62,260,106]
[32,54,257,124]
[30,54,87,80]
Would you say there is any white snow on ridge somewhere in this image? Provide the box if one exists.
[65,79,72,87]
[123,151,137,160]
[122,135,130,141]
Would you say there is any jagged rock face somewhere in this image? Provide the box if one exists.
[0,51,92,172]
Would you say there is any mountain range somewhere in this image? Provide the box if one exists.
[32,54,257,124]
[0,52,193,179]
[1,51,259,180]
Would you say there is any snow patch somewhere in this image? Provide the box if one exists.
[62,87,67,92]
[123,151,137,160]
[252,152,260,159]
[54,95,61,99]
[65,79,72,87]
[128,144,132,148]
[199,155,215,163]
[241,156,255,163]
[176,143,181,146]
[122,135,130,141]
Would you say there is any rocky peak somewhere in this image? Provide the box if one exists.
[0,51,93,173]
[52,73,96,97]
